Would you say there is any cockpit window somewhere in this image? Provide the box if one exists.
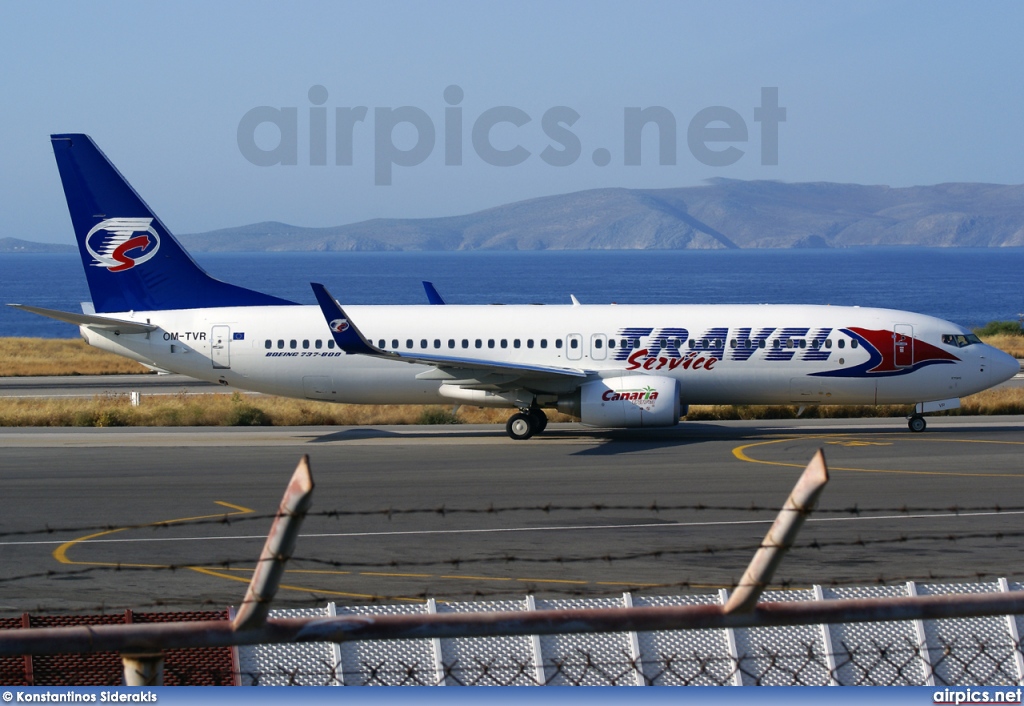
[942,333,982,347]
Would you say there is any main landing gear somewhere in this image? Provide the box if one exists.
[908,414,927,433]
[506,406,548,440]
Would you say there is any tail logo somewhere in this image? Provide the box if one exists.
[330,319,350,333]
[85,218,160,272]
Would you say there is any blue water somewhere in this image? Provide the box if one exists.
[1,249,1022,338]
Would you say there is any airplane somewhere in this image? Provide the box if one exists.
[9,134,1020,440]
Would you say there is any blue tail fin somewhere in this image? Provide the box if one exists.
[51,134,295,313]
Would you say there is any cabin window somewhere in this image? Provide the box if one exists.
[448,339,455,349]
[594,338,603,349]
[759,339,766,349]
[527,339,534,348]
[377,339,384,348]
[838,339,845,349]
[513,339,521,348]
[462,339,469,348]
[488,339,495,348]
[475,339,482,349]
[434,339,441,349]
[555,339,563,349]
[313,339,321,349]
[327,340,335,349]
[290,340,297,349]
[302,340,310,349]
[730,339,737,349]
[264,340,271,349]
[406,339,413,348]
[824,339,832,349]
[277,340,284,349]
[851,339,859,349]
[811,340,819,349]
[392,339,399,349]
[540,339,548,348]
[500,339,508,348]
[570,338,579,349]
[420,339,428,349]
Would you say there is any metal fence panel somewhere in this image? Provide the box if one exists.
[220,580,1024,686]
[733,589,831,686]
[632,593,733,685]
[824,584,927,685]
[917,581,1019,686]
[438,599,538,686]
[535,597,636,685]
[335,602,436,685]
[237,607,334,686]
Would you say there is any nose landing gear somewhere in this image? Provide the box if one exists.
[908,415,927,433]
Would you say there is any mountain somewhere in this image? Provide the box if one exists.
[177,180,1024,251]
[0,238,75,253]
[12,180,1024,252]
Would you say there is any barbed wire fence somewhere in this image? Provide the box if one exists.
[3,452,1024,686]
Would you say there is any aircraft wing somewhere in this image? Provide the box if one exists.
[311,283,589,381]
[7,304,158,334]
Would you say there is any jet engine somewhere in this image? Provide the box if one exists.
[558,375,682,428]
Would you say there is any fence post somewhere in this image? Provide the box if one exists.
[327,602,344,686]
[122,653,163,686]
[907,581,936,686]
[999,578,1024,685]
[622,593,646,685]
[426,598,446,686]
[719,589,744,686]
[525,595,547,685]
[232,456,314,631]
[813,585,839,685]
[724,449,829,614]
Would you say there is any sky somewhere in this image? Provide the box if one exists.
[2,1,1024,243]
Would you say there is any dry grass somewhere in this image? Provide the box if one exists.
[0,391,575,428]
[0,388,1020,428]
[979,334,1024,359]
[0,338,150,376]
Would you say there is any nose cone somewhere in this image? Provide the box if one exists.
[988,347,1021,386]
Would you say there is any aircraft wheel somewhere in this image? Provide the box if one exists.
[507,413,534,440]
[908,415,927,433]
[529,409,548,435]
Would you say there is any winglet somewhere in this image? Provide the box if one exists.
[570,295,581,306]
[311,283,386,357]
[422,281,446,305]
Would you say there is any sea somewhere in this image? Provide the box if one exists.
[1,248,1022,339]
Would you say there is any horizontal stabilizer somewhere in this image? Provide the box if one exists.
[423,281,446,305]
[8,304,158,334]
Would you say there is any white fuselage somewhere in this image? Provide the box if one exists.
[78,302,1017,409]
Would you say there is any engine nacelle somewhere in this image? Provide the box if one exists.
[563,375,682,428]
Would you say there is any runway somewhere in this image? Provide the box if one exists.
[1,416,1024,617]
